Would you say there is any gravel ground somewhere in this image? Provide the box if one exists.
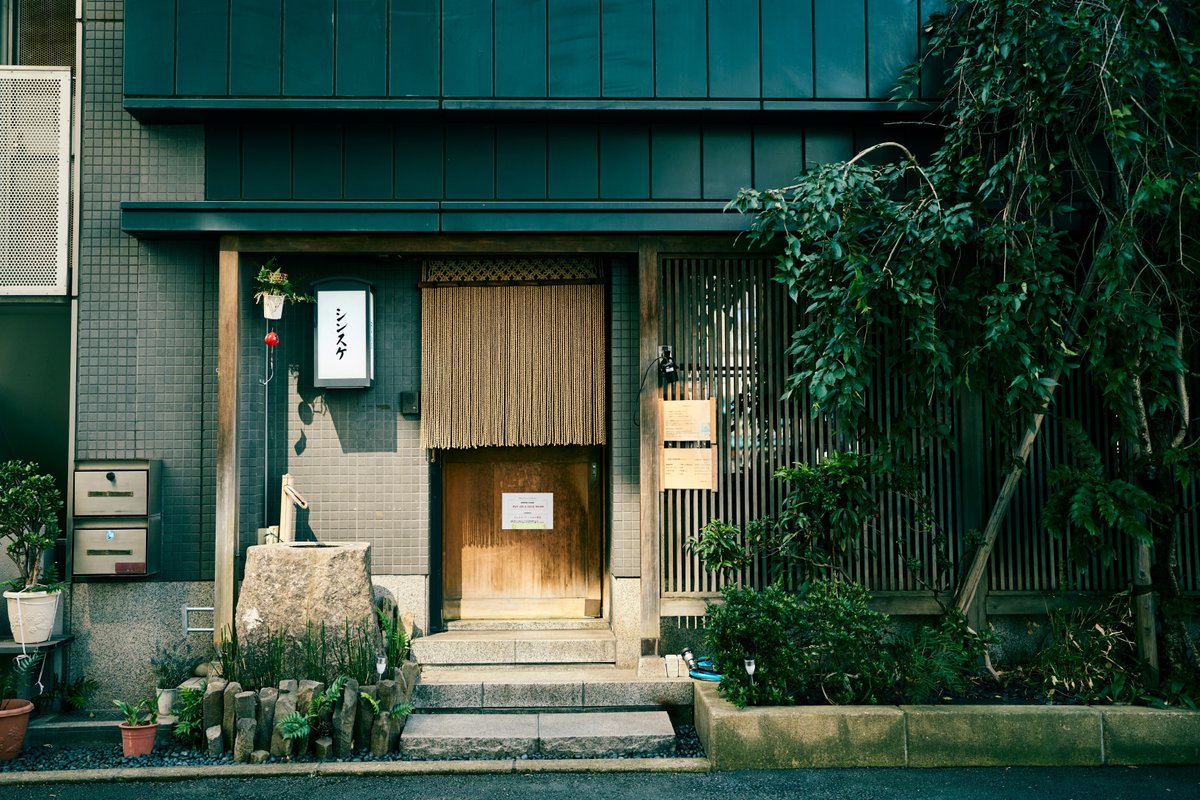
[0,723,704,772]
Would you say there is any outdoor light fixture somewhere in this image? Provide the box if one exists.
[659,345,679,384]
[376,655,387,681]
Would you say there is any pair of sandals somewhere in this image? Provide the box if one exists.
[681,648,721,681]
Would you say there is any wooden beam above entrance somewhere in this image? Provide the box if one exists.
[219,233,748,256]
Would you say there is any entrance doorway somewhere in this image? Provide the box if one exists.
[441,446,603,620]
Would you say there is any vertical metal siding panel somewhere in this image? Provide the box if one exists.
[293,124,344,199]
[599,124,650,199]
[813,0,866,98]
[548,125,599,199]
[230,0,283,96]
[177,0,230,96]
[702,126,752,201]
[918,0,949,101]
[125,0,176,95]
[495,0,547,97]
[444,124,496,198]
[752,125,804,190]
[443,0,494,97]
[867,0,918,98]
[282,0,334,97]
[241,125,293,199]
[205,124,242,200]
[654,0,706,98]
[601,0,653,97]
[761,0,812,98]
[391,0,441,96]
[344,124,395,199]
[548,0,600,97]
[707,0,760,98]
[650,124,701,200]
[496,124,548,199]
[337,0,389,97]
[803,126,854,168]
[395,123,445,199]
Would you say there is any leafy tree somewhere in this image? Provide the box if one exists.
[730,0,1199,687]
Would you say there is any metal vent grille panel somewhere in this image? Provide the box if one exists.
[16,0,76,67]
[0,67,70,296]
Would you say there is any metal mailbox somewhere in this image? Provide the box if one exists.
[71,461,161,578]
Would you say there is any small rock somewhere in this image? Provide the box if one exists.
[250,749,271,764]
[354,686,377,753]
[205,724,223,756]
[369,712,391,755]
[296,680,323,754]
[269,682,298,759]
[235,690,257,722]
[377,679,399,712]
[202,679,227,732]
[256,687,278,752]
[313,736,334,760]
[222,681,242,749]
[233,717,256,763]
[399,661,421,697]
[333,678,358,758]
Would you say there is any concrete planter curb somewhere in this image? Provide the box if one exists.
[695,683,1200,769]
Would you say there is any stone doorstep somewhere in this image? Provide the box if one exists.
[411,630,618,666]
[413,668,693,711]
[399,711,675,759]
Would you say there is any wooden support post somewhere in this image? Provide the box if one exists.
[1133,541,1159,683]
[958,392,988,631]
[214,244,240,646]
[638,239,662,654]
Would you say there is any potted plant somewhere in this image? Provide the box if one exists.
[113,696,158,757]
[253,257,311,320]
[0,461,64,644]
[0,654,42,761]
[149,638,200,716]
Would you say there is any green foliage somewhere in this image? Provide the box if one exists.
[149,638,204,688]
[1033,596,1142,703]
[0,654,43,702]
[0,461,62,590]
[390,702,413,718]
[113,697,157,727]
[1042,421,1158,569]
[358,691,380,715]
[252,257,311,304]
[36,674,99,713]
[704,578,894,707]
[218,619,381,691]
[277,711,310,743]
[377,605,411,681]
[172,686,207,747]
[893,612,992,703]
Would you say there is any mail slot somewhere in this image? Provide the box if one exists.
[72,524,155,576]
[74,470,148,516]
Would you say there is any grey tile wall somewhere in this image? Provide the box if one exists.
[238,259,428,576]
[609,258,640,577]
[79,9,214,580]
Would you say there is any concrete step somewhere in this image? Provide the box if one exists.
[25,713,175,748]
[399,711,675,759]
[413,666,693,711]
[445,618,610,631]
[411,629,617,667]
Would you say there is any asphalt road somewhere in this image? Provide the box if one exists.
[2,768,1199,800]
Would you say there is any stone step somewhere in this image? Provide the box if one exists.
[399,711,676,759]
[413,666,693,711]
[411,629,617,667]
[445,618,610,631]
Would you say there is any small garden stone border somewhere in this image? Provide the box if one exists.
[693,683,1200,769]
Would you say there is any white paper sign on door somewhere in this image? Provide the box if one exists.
[502,493,554,530]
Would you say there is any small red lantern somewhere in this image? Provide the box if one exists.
[264,331,280,347]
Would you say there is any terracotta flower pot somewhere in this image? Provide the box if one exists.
[118,722,158,757]
[0,699,33,761]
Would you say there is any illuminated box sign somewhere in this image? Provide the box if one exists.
[313,279,375,388]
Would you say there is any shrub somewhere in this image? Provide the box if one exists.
[172,686,206,747]
[704,577,893,706]
[893,611,992,703]
[1034,596,1141,703]
[150,638,204,688]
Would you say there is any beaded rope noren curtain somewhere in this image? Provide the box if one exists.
[420,260,606,449]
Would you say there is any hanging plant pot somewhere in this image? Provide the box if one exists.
[262,294,285,320]
[3,589,60,644]
[118,723,158,757]
[0,700,33,761]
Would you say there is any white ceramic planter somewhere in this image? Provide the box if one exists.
[262,294,285,319]
[3,589,60,644]
[156,687,179,717]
